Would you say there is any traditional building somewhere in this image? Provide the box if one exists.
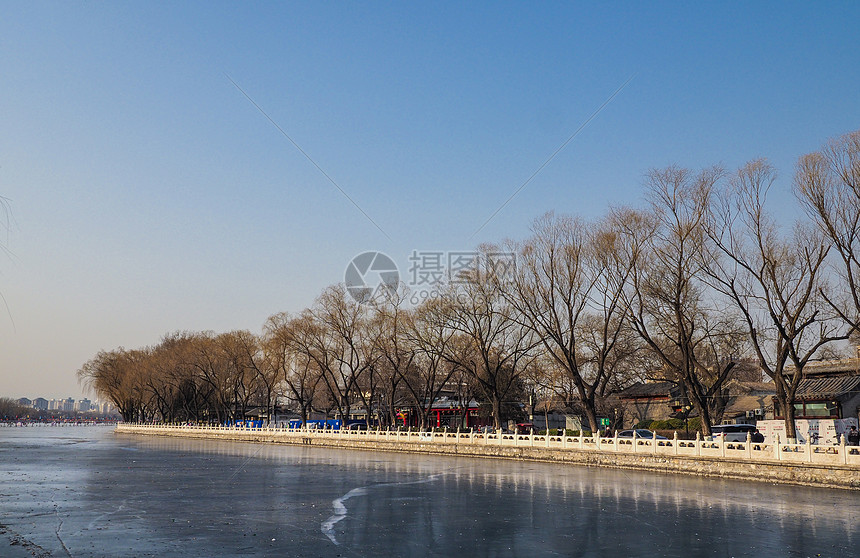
[777,358,860,421]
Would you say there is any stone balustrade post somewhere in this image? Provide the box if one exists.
[775,434,781,461]
[841,433,848,465]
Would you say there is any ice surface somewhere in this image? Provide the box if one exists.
[0,425,856,557]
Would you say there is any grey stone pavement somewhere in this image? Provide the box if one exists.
[1,425,857,557]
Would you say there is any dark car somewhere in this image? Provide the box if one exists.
[617,429,668,440]
[345,423,368,431]
[515,423,535,433]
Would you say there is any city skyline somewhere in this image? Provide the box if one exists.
[2,3,860,398]
[11,396,115,414]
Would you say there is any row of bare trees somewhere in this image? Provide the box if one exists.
[79,129,860,439]
[76,286,499,430]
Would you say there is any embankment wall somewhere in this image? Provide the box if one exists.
[116,424,860,490]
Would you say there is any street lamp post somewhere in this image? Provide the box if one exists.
[684,404,692,437]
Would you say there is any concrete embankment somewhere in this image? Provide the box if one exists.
[116,424,860,491]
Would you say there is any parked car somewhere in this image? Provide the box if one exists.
[515,423,535,433]
[345,422,368,431]
[710,424,757,442]
[617,429,668,440]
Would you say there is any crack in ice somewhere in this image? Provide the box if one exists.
[321,486,367,545]
[54,504,73,558]
[322,474,443,545]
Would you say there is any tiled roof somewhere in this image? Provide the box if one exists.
[795,375,860,400]
[723,379,776,394]
[619,381,677,399]
[802,358,860,375]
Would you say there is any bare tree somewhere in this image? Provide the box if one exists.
[290,285,374,423]
[400,297,461,430]
[142,342,179,423]
[0,398,28,420]
[441,251,538,430]
[503,212,641,433]
[795,129,860,328]
[706,159,847,440]
[150,333,206,423]
[368,286,416,428]
[182,332,237,423]
[222,329,278,422]
[263,312,322,426]
[624,167,742,436]
[78,348,153,422]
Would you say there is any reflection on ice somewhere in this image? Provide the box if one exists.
[123,432,856,542]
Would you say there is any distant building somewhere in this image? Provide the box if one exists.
[76,398,92,412]
[17,397,32,407]
[394,396,490,429]
[620,379,778,427]
[531,398,584,432]
[618,381,680,426]
[718,380,775,423]
[33,398,48,410]
[62,398,75,412]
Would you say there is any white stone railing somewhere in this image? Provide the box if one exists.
[117,423,860,467]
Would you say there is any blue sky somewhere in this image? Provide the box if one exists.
[2,2,859,398]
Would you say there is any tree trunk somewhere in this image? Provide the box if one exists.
[690,389,712,437]
[491,397,502,430]
[300,404,309,426]
[582,394,599,434]
[783,396,798,442]
[387,391,398,428]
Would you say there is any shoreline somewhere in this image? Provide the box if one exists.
[116,423,860,491]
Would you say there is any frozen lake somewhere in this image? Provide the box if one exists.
[0,425,856,557]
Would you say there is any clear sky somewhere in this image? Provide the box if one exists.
[1,2,859,399]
